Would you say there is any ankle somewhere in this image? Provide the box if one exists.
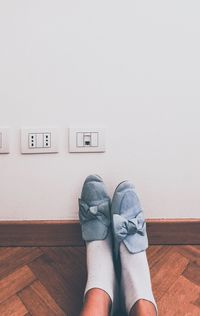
[83,288,111,315]
[130,299,157,316]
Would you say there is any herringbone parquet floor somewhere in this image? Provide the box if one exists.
[0,245,200,316]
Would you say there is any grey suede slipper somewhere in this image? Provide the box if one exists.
[111,181,148,260]
[79,174,111,242]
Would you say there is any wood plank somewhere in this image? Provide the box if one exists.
[0,247,42,279]
[0,219,200,246]
[0,295,28,316]
[183,261,200,287]
[176,245,200,265]
[151,249,189,301]
[28,254,77,315]
[146,245,162,261]
[0,221,83,246]
[193,293,200,309]
[158,276,200,316]
[147,219,200,244]
[0,265,36,304]
[40,246,86,281]
[18,280,66,316]
[147,245,174,269]
[40,247,86,306]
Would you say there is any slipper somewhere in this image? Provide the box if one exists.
[111,181,148,260]
[79,174,111,242]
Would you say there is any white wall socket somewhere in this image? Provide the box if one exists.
[69,127,106,153]
[21,128,59,154]
[0,128,10,154]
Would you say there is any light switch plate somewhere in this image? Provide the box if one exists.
[21,128,59,154]
[0,128,10,153]
[69,128,106,153]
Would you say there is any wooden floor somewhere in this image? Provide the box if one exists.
[0,246,200,316]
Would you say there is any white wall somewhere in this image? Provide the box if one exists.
[1,0,200,220]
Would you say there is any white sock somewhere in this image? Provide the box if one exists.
[84,232,116,307]
[120,242,158,315]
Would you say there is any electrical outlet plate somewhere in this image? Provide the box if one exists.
[0,128,10,154]
[69,127,106,153]
[21,128,59,154]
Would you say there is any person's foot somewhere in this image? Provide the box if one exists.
[111,180,148,259]
[79,174,111,242]
[111,181,157,315]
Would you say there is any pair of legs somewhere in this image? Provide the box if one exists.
[79,175,157,316]
[81,289,156,316]
[80,236,157,316]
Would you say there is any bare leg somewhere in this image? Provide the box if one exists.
[80,288,111,316]
[129,299,157,316]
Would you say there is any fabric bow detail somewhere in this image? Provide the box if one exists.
[79,198,110,227]
[113,211,146,242]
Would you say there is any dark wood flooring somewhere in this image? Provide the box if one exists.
[0,245,200,315]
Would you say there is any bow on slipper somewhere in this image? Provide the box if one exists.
[113,211,146,242]
[79,198,111,227]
